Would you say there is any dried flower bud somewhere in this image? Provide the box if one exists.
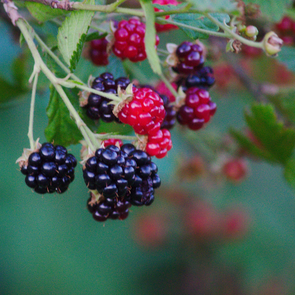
[262,32,283,57]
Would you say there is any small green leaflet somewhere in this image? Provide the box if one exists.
[233,104,295,165]
[57,0,95,72]
[172,13,230,39]
[277,46,295,74]
[243,0,293,22]
[189,0,239,14]
[85,32,107,42]
[140,0,162,75]
[45,85,82,146]
[25,3,67,23]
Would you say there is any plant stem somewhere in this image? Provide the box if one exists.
[64,82,122,102]
[158,18,229,38]
[157,48,169,55]
[205,13,264,48]
[159,73,178,98]
[32,27,83,83]
[17,18,98,152]
[95,134,137,141]
[28,72,39,149]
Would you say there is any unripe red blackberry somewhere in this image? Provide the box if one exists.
[90,38,109,66]
[146,129,172,158]
[176,66,215,92]
[117,87,165,135]
[112,18,160,62]
[171,41,205,75]
[153,0,179,32]
[176,87,216,130]
[19,143,76,194]
[82,72,130,122]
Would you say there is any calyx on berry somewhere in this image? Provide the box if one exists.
[262,31,283,57]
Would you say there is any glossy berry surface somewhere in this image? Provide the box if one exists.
[90,38,109,66]
[172,41,204,75]
[112,18,160,62]
[118,87,165,135]
[176,66,215,92]
[20,143,76,194]
[85,144,161,221]
[87,195,131,222]
[146,129,172,158]
[153,0,179,32]
[176,87,216,130]
[83,72,130,122]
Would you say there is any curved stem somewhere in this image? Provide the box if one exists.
[17,18,98,152]
[158,17,228,38]
[28,71,39,149]
[159,73,178,99]
[157,48,169,55]
[205,13,264,48]
[32,28,83,83]
[64,82,122,102]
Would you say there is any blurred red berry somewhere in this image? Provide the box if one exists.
[223,158,248,183]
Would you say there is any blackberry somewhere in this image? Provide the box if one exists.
[83,72,130,122]
[176,87,217,131]
[172,41,205,75]
[176,66,215,92]
[112,17,160,62]
[84,144,161,220]
[20,143,76,194]
[87,195,131,222]
[160,94,176,130]
[90,38,109,66]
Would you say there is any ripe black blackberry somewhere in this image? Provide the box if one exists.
[176,66,215,92]
[83,143,161,219]
[160,94,176,130]
[20,143,77,194]
[87,195,131,222]
[83,72,130,122]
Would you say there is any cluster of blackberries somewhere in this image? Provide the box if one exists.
[82,72,130,122]
[83,143,161,222]
[21,143,77,194]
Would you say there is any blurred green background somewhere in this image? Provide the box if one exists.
[1,13,295,295]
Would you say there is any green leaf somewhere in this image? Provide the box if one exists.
[45,85,82,146]
[268,91,295,125]
[57,0,95,71]
[172,13,230,39]
[152,3,188,11]
[189,0,239,14]
[245,103,295,164]
[277,46,295,74]
[284,156,295,189]
[26,3,67,23]
[243,0,293,21]
[140,0,162,75]
[85,32,107,42]
[230,129,277,163]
